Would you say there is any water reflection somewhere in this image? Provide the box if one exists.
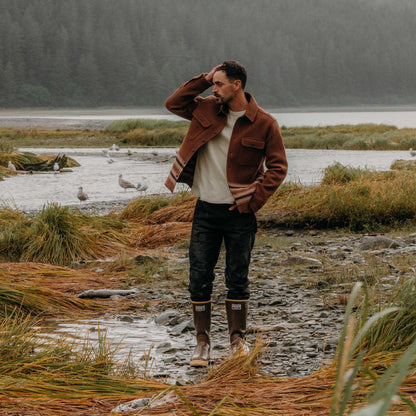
[40,317,193,380]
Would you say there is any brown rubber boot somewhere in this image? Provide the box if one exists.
[226,299,249,354]
[190,301,211,367]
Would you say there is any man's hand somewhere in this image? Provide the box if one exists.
[205,64,222,83]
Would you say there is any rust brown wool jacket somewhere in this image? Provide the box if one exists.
[164,73,288,213]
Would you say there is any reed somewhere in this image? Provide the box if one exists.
[391,159,416,172]
[358,276,416,355]
[105,118,189,131]
[0,204,126,265]
[0,281,99,317]
[263,166,416,230]
[282,124,416,150]
[120,191,195,221]
[0,151,44,170]
[0,311,165,413]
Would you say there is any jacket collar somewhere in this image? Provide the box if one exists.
[217,92,259,123]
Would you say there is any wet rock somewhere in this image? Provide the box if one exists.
[118,315,134,323]
[154,309,180,325]
[169,319,193,335]
[112,397,151,413]
[359,236,404,250]
[280,255,323,267]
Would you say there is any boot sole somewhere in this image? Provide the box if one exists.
[189,358,209,367]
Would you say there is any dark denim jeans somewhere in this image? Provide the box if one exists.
[189,199,257,302]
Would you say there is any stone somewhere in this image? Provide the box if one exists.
[359,236,404,250]
[280,255,323,267]
[112,397,151,413]
[118,315,134,323]
[169,319,193,335]
[154,309,180,325]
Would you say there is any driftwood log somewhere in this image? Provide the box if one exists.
[78,289,137,299]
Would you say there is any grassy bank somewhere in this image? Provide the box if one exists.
[1,120,416,149]
[2,185,416,413]
[261,162,416,231]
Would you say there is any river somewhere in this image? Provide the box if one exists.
[0,147,412,212]
[1,107,416,128]
[0,108,415,211]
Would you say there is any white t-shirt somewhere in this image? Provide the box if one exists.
[192,109,246,204]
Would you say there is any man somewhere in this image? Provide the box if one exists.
[165,61,288,367]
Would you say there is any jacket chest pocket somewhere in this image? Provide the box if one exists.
[187,113,213,141]
[239,137,265,166]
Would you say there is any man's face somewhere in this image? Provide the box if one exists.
[212,70,239,104]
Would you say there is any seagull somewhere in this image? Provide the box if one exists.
[136,176,148,192]
[53,162,60,173]
[110,143,120,151]
[8,161,16,171]
[127,149,132,156]
[410,148,416,157]
[118,174,136,192]
[77,186,88,202]
[104,150,114,163]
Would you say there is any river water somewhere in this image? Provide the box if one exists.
[0,147,412,211]
[1,107,416,128]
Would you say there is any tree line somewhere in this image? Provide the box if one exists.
[0,0,415,108]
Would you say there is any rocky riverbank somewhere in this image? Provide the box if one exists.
[73,225,415,385]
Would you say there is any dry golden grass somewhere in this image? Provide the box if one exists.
[0,262,120,296]
[132,222,192,248]
[145,198,196,224]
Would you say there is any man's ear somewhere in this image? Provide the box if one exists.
[233,79,242,91]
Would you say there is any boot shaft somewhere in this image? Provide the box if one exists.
[225,299,248,343]
[190,301,211,367]
[192,300,211,342]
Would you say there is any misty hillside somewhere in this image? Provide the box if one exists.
[0,0,415,108]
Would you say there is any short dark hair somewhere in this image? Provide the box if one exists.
[217,60,247,89]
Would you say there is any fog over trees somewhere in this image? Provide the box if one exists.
[0,0,415,108]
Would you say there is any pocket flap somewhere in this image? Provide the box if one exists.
[193,109,212,127]
[241,138,265,149]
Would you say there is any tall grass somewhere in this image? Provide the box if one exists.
[358,276,416,354]
[0,282,99,318]
[105,118,190,147]
[282,124,416,150]
[0,311,164,402]
[263,165,416,230]
[0,204,125,265]
[120,191,195,221]
[105,118,189,132]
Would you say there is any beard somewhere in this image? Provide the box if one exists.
[214,94,231,104]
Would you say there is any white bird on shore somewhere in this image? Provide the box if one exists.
[118,174,135,191]
[104,150,114,163]
[53,162,60,173]
[8,161,16,171]
[136,176,148,192]
[410,148,416,157]
[110,143,120,151]
[77,186,88,202]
